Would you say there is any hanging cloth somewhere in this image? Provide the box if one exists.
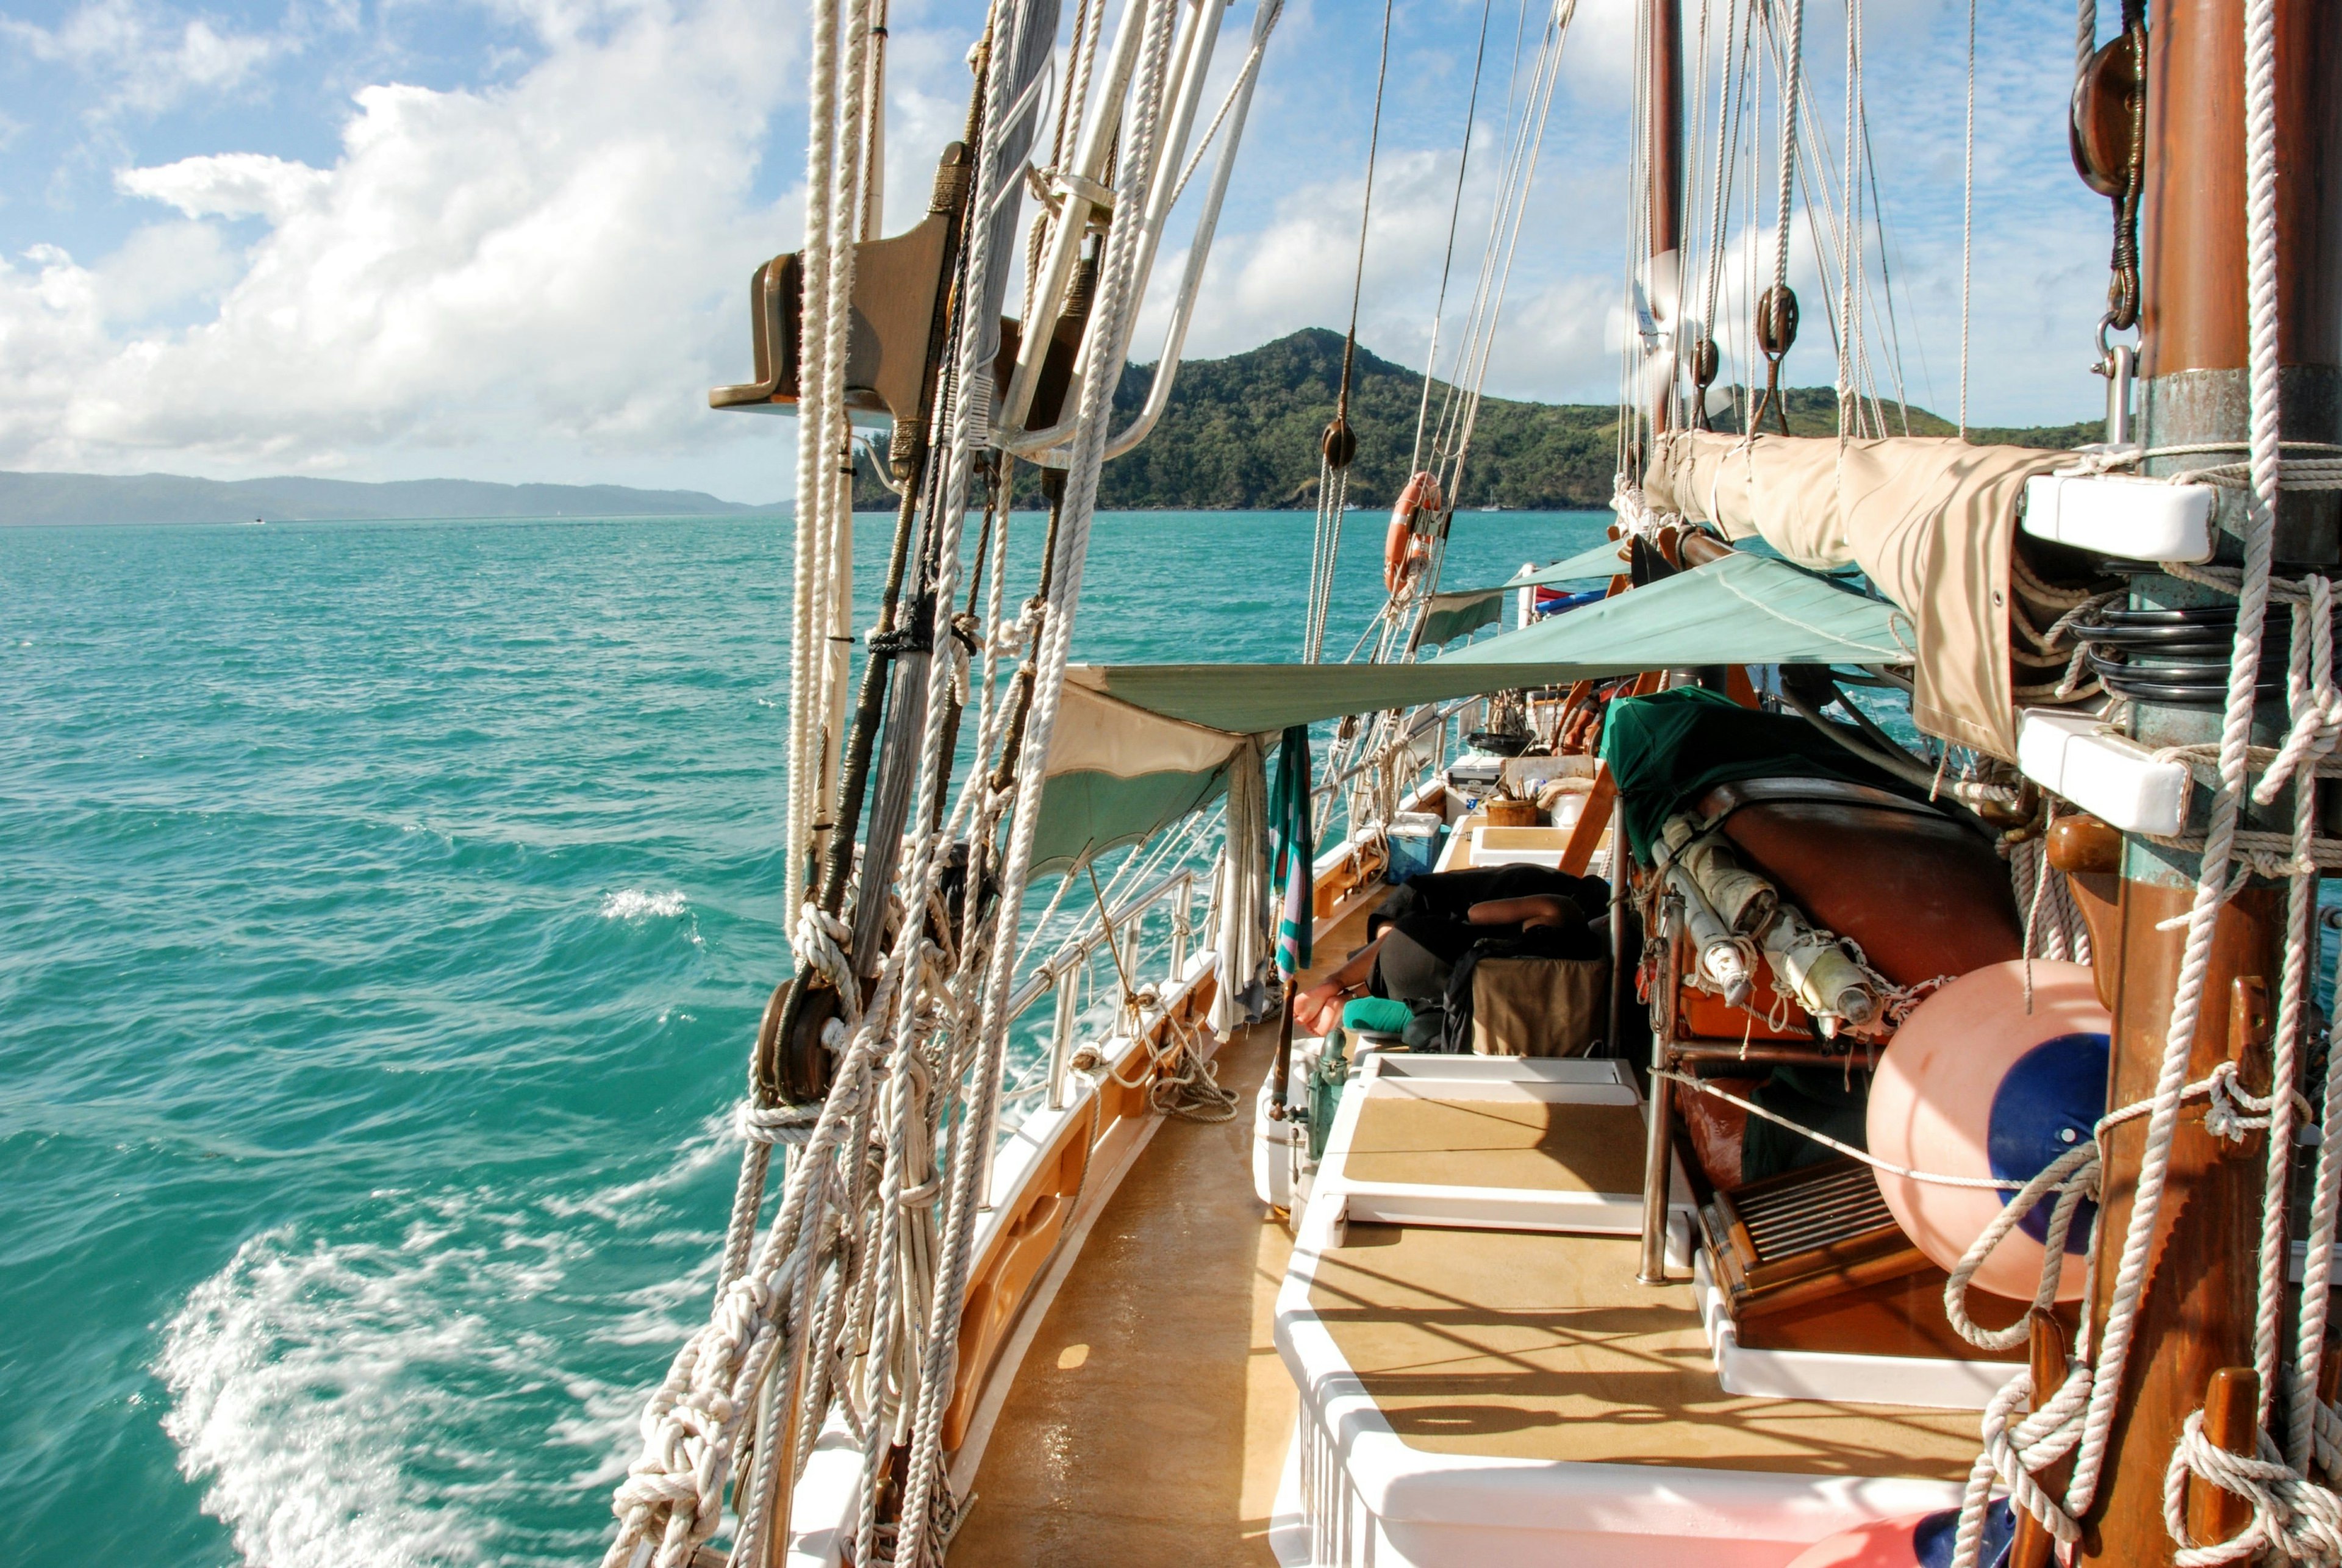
[1270,725,1316,978]
[1208,735,1271,1038]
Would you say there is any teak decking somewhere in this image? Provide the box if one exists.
[945,982,1314,1564]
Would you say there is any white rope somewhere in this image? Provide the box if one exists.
[1942,1140,2099,1352]
[1770,0,1802,296]
[2165,1418,2342,1567]
[893,4,1183,1558]
[1652,1070,2026,1189]
[1304,459,1347,663]
[1953,1364,2094,1566]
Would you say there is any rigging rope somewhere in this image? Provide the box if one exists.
[1410,0,1497,476]
[1947,2,2342,1559]
[1303,0,1398,664]
[1959,0,1974,439]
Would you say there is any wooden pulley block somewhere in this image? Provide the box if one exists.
[1691,334,1720,390]
[1321,415,1356,470]
[2069,30,2143,199]
[756,974,843,1107]
[1755,283,1799,359]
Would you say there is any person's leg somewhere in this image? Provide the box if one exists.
[1371,914,1497,1004]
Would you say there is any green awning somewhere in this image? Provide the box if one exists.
[1030,551,1910,870]
[1416,589,1508,647]
[1415,538,1631,647]
[1508,538,1632,587]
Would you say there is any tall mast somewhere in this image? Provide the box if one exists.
[2080,0,2342,1558]
[1646,0,1683,434]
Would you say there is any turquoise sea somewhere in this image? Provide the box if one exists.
[0,507,1608,1567]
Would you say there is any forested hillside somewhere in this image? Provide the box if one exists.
[855,327,2093,510]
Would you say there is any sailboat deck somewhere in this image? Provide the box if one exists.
[947,904,1389,1563]
[944,987,1312,1564]
[1306,1224,1980,1473]
[949,895,1977,1567]
[1342,1094,1649,1192]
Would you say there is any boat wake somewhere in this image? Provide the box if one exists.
[598,888,689,922]
[156,1119,737,1568]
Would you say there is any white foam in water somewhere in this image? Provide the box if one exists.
[157,1150,727,1568]
[159,1222,507,1568]
[598,889,687,921]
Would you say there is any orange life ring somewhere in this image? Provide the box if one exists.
[1383,471,1443,592]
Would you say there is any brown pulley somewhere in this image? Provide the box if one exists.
[1750,283,1799,436]
[1322,415,1357,471]
[1755,283,1799,358]
[1690,335,1720,430]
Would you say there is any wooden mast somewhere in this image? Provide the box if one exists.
[2079,0,2342,1559]
[1646,0,1683,434]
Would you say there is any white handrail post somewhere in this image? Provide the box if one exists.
[1047,964,1080,1112]
[1171,871,1194,976]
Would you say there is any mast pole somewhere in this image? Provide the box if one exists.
[2079,1,2342,1559]
[1645,0,1683,435]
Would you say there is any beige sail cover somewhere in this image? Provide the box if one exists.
[1644,431,2068,760]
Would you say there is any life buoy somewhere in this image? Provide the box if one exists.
[1865,959,2108,1302]
[1383,471,1443,592]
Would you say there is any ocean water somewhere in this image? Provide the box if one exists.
[0,507,1607,1567]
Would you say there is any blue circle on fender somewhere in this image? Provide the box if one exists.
[1986,1032,2109,1251]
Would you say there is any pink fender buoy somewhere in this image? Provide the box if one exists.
[1866,960,2110,1303]
[1783,1502,2014,1568]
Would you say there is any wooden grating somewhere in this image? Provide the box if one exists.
[1733,1159,1897,1259]
[1702,1156,1932,1324]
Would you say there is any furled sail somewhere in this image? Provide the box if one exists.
[1642,431,2069,760]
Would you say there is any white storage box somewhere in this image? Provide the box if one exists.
[1469,825,1572,869]
[2022,471,2216,564]
[2015,707,2190,836]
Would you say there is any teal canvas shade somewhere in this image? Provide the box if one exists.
[1027,552,1912,872]
[1505,538,1634,587]
[1415,589,1509,648]
[1415,538,1633,648]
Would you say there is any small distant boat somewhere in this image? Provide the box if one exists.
[1477,503,1499,511]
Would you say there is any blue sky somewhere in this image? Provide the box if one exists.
[0,0,2114,501]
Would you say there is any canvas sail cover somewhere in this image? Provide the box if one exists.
[1028,551,1908,871]
[1642,431,2069,760]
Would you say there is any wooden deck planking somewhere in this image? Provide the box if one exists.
[947,909,1375,1564]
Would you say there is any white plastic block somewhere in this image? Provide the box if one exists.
[2022,472,2216,563]
[2016,708,2188,836]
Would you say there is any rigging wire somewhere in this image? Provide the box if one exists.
[1410,0,1499,475]
[1302,0,1399,664]
[1960,0,1975,438]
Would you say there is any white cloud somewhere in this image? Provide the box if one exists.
[0,0,803,477]
[3,0,284,117]
[91,219,243,318]
[118,152,332,221]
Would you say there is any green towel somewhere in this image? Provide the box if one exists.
[1341,997,1413,1037]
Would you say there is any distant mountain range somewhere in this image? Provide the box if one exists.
[872,328,2094,512]
[9,329,2094,524]
[0,471,772,527]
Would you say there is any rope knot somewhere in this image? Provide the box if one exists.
[737,1101,822,1146]
[2163,1416,2342,1567]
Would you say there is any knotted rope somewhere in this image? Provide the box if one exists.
[2165,1419,2342,1567]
